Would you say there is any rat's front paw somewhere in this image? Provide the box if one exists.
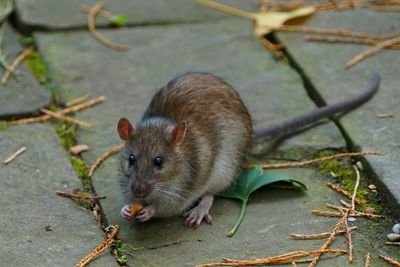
[136,205,155,222]
[121,204,133,220]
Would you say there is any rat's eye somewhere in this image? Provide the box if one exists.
[128,154,136,166]
[154,156,163,168]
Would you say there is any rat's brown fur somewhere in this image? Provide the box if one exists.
[119,72,253,218]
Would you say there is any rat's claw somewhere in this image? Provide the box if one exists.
[184,207,213,228]
[184,193,214,228]
[121,204,133,220]
[135,205,155,222]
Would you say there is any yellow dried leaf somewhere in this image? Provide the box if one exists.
[197,0,315,36]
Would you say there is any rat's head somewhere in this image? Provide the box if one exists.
[117,117,187,201]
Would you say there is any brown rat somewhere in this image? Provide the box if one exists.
[117,72,380,228]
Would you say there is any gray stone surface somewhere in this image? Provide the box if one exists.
[14,0,257,30]
[277,10,400,215]
[0,24,51,118]
[33,18,383,266]
[0,124,115,266]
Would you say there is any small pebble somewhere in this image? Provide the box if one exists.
[69,144,89,155]
[392,223,400,234]
[387,233,400,242]
[368,184,377,190]
[348,217,356,222]
[364,207,375,214]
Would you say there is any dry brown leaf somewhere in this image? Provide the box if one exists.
[70,144,90,155]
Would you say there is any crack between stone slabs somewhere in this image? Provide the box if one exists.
[266,32,355,150]
[7,20,114,229]
[9,10,230,35]
[265,33,400,219]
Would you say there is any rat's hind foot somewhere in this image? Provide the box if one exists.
[184,193,214,228]
[136,205,155,222]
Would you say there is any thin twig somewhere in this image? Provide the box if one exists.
[340,200,351,208]
[88,144,124,177]
[308,209,350,267]
[311,209,380,219]
[247,152,383,170]
[86,2,128,51]
[289,226,357,239]
[75,225,119,267]
[4,146,26,165]
[304,35,400,49]
[1,46,35,84]
[346,36,400,68]
[66,94,90,107]
[196,249,346,267]
[377,112,395,118]
[379,254,400,267]
[81,6,114,20]
[340,208,353,262]
[274,25,380,39]
[12,96,106,125]
[40,109,94,128]
[259,36,285,51]
[365,252,371,267]
[326,182,364,205]
[56,191,106,200]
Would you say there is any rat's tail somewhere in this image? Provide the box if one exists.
[254,73,381,144]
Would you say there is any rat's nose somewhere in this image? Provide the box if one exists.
[133,184,148,198]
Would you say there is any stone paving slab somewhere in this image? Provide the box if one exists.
[0,124,115,266]
[14,0,257,30]
[0,24,50,118]
[31,17,379,266]
[276,10,400,216]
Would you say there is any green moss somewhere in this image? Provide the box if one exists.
[54,120,75,150]
[0,121,8,131]
[24,50,59,100]
[70,156,88,179]
[25,51,48,83]
[316,149,382,213]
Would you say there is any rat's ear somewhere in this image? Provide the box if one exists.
[117,117,135,140]
[170,121,187,145]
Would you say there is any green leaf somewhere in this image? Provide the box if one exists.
[112,14,128,27]
[217,166,307,237]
